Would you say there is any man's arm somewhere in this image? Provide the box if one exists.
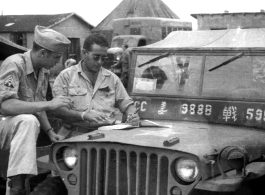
[124,104,140,123]
[52,106,83,122]
[35,111,64,142]
[113,76,140,123]
[53,106,111,123]
[0,96,73,115]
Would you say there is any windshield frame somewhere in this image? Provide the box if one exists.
[128,48,265,102]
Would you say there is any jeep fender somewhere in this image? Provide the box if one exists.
[194,162,265,192]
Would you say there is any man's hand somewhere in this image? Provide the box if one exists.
[126,113,140,124]
[49,96,74,110]
[83,110,113,123]
[48,130,64,143]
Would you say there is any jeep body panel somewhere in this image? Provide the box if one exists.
[55,120,265,177]
[58,122,265,161]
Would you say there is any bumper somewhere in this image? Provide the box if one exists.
[195,162,265,192]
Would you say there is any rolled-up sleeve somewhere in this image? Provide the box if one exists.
[0,58,20,105]
[115,78,134,113]
[52,70,70,98]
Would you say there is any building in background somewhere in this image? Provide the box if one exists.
[191,10,265,30]
[0,13,94,76]
[92,0,181,44]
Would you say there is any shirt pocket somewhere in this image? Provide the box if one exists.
[97,86,115,106]
[68,87,89,111]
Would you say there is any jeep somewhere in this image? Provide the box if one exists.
[6,28,265,195]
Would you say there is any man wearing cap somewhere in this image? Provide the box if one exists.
[0,25,73,195]
[52,33,139,137]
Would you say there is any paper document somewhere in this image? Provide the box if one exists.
[140,120,172,128]
[98,123,139,131]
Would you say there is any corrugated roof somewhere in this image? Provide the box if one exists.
[191,12,265,19]
[142,28,265,48]
[93,0,179,31]
[0,13,94,32]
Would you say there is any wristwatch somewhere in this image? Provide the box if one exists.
[45,127,54,133]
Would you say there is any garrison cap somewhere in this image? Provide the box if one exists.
[34,25,70,53]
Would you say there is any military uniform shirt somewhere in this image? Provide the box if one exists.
[52,61,134,128]
[0,50,49,117]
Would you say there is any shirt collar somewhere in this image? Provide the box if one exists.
[25,50,34,75]
[77,60,111,76]
[25,50,49,76]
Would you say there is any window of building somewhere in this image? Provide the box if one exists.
[9,33,27,47]
[162,27,167,39]
[63,38,81,64]
[167,27,172,34]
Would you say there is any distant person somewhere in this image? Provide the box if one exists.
[64,58,76,68]
[0,25,72,195]
[112,44,130,88]
[52,34,139,138]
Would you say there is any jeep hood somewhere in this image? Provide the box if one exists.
[62,120,265,161]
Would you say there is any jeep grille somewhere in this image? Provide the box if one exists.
[79,145,169,195]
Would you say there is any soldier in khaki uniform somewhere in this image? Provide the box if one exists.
[0,26,73,195]
[52,33,139,136]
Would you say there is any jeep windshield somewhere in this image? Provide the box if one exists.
[132,53,265,100]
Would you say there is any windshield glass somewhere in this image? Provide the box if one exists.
[202,55,265,99]
[132,53,265,100]
[132,54,203,96]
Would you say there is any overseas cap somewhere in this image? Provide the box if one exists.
[34,25,70,53]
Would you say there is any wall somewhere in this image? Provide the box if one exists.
[195,12,265,30]
[52,16,92,49]
[0,33,10,40]
[49,16,93,76]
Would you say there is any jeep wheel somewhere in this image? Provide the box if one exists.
[29,176,67,195]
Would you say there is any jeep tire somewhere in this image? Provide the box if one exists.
[29,176,67,195]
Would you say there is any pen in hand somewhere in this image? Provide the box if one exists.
[63,85,69,96]
[125,107,141,123]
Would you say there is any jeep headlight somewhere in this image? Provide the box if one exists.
[116,55,120,61]
[63,147,78,168]
[176,158,198,182]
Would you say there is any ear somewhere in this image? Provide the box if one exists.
[82,49,88,56]
[37,49,48,58]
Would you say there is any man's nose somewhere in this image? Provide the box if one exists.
[96,58,105,64]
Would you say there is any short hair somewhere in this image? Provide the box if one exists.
[32,41,53,55]
[83,33,109,51]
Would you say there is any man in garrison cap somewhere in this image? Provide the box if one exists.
[0,25,73,195]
